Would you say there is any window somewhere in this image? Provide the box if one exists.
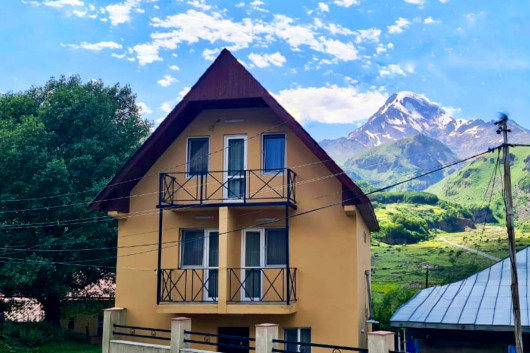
[284,328,311,353]
[263,134,285,172]
[180,230,205,267]
[265,228,287,266]
[187,137,209,176]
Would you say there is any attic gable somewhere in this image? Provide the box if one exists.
[89,49,379,231]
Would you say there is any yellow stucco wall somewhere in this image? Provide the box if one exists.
[113,107,372,348]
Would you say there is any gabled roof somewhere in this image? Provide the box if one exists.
[391,246,530,332]
[89,49,378,231]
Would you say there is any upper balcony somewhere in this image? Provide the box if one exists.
[158,169,297,210]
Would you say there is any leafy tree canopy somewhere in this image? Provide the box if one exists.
[0,76,152,325]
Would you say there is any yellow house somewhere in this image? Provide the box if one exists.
[91,49,379,351]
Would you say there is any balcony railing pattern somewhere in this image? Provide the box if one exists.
[228,267,297,303]
[158,267,297,304]
[159,169,296,207]
[159,268,218,303]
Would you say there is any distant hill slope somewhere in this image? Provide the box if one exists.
[428,146,530,225]
[343,134,458,191]
[320,91,530,163]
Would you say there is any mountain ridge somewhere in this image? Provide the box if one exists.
[321,91,530,164]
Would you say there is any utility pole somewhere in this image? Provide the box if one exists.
[495,114,523,353]
[422,264,437,288]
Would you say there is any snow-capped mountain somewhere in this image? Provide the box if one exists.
[321,91,530,162]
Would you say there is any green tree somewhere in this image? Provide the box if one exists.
[0,76,151,325]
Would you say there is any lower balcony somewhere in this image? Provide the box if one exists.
[157,267,297,315]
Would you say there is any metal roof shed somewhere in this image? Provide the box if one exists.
[391,246,530,332]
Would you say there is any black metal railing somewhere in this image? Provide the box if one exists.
[228,267,297,303]
[113,324,170,341]
[159,268,218,303]
[273,339,367,353]
[185,330,255,351]
[159,169,297,207]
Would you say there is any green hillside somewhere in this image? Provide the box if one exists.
[427,146,530,227]
[344,134,458,191]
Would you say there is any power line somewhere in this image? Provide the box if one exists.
[0,137,466,214]
[0,120,289,204]
[0,147,496,270]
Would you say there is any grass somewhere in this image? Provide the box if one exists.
[371,225,530,301]
[1,342,100,353]
[427,146,530,228]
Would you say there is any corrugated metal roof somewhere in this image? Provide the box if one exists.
[390,246,530,331]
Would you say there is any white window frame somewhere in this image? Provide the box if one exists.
[240,228,287,301]
[179,229,219,301]
[186,136,210,178]
[283,328,311,353]
[223,134,248,201]
[261,133,287,175]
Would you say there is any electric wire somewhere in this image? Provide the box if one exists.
[0,147,496,270]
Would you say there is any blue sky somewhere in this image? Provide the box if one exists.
[1,0,530,141]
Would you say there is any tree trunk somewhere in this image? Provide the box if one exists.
[42,293,61,326]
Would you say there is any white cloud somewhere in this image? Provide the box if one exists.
[439,0,449,3]
[248,52,286,68]
[133,43,163,65]
[379,64,406,77]
[61,41,123,51]
[42,0,83,7]
[333,0,359,7]
[235,2,245,7]
[387,17,410,34]
[168,64,180,70]
[403,0,424,7]
[464,12,484,25]
[105,0,141,26]
[137,102,153,115]
[72,9,86,16]
[249,0,267,12]
[157,75,177,87]
[424,17,441,25]
[187,0,211,10]
[274,86,387,124]
[111,52,126,58]
[160,101,173,114]
[318,2,329,12]
[355,28,381,44]
[133,10,361,65]
[203,48,221,61]
[320,38,358,61]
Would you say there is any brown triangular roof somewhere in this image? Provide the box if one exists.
[90,49,378,231]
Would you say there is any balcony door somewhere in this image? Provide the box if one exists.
[224,135,247,201]
[241,228,287,301]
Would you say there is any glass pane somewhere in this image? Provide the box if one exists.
[188,138,209,175]
[245,231,261,267]
[244,269,261,299]
[207,269,218,298]
[209,232,219,267]
[264,135,285,171]
[181,230,204,266]
[284,329,298,353]
[228,139,244,175]
[300,329,311,353]
[228,178,245,199]
[266,229,287,266]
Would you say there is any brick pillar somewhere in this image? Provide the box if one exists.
[171,317,191,353]
[256,323,279,353]
[102,307,126,353]
[368,331,394,353]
